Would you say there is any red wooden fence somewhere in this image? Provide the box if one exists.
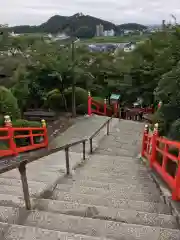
[0,124,48,158]
[88,93,119,117]
[88,92,153,119]
[141,124,180,201]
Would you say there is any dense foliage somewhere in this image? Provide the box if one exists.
[0,23,180,140]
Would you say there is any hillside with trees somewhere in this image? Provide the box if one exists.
[117,23,147,31]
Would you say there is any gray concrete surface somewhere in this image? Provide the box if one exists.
[0,118,180,239]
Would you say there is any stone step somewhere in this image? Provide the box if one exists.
[0,222,108,240]
[55,181,160,195]
[0,183,46,198]
[69,174,155,186]
[53,191,167,212]
[0,193,171,215]
[57,179,159,194]
[84,161,146,170]
[32,198,178,229]
[76,170,153,181]
[79,168,151,178]
[54,185,162,202]
[0,207,179,240]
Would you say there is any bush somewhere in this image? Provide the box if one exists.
[0,86,21,120]
[64,87,88,108]
[151,110,167,136]
[12,119,41,128]
[168,118,180,141]
[76,103,88,115]
[46,89,64,110]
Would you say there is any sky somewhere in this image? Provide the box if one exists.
[0,0,180,26]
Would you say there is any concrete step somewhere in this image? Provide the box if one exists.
[0,192,171,215]
[79,167,151,177]
[0,222,108,240]
[59,178,158,192]
[0,207,179,240]
[54,186,162,203]
[55,181,160,195]
[32,198,178,229]
[84,161,147,170]
[68,174,155,186]
[53,191,169,213]
[76,171,153,182]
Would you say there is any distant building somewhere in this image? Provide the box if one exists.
[9,32,21,37]
[104,29,115,37]
[96,24,104,37]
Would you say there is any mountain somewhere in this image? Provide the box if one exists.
[8,13,116,36]
[7,13,147,36]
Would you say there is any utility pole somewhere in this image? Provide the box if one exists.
[71,40,76,117]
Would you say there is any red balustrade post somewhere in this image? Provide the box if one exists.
[113,103,118,117]
[150,123,159,168]
[104,99,107,116]
[88,91,92,116]
[41,119,48,147]
[29,129,34,147]
[172,153,180,201]
[4,115,17,156]
[141,124,149,158]
[158,101,162,110]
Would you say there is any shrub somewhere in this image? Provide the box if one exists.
[168,118,180,141]
[46,89,64,110]
[76,103,88,115]
[0,86,21,120]
[12,119,41,128]
[64,87,88,108]
[151,110,167,136]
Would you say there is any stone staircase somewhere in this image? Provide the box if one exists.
[0,119,180,239]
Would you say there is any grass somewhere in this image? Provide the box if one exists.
[81,34,150,44]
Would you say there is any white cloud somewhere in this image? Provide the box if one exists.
[0,0,180,26]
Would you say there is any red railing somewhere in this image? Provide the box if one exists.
[0,125,48,158]
[88,94,118,117]
[133,107,153,114]
[141,124,180,200]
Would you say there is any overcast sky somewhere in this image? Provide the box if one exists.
[0,0,180,26]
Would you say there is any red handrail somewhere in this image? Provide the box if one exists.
[0,126,48,158]
[141,126,180,200]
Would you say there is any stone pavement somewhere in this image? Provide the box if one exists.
[0,118,180,240]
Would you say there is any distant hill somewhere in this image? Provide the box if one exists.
[7,13,147,36]
[117,23,147,31]
[8,13,116,36]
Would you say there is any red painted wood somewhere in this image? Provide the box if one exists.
[0,126,48,158]
[142,128,180,200]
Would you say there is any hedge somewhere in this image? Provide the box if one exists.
[64,87,88,108]
[0,86,21,120]
[46,89,64,110]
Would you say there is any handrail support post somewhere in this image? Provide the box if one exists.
[90,138,93,154]
[65,147,70,175]
[83,141,86,160]
[19,162,31,210]
[107,121,110,135]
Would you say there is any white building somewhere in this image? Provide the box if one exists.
[104,29,115,37]
[96,24,104,37]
